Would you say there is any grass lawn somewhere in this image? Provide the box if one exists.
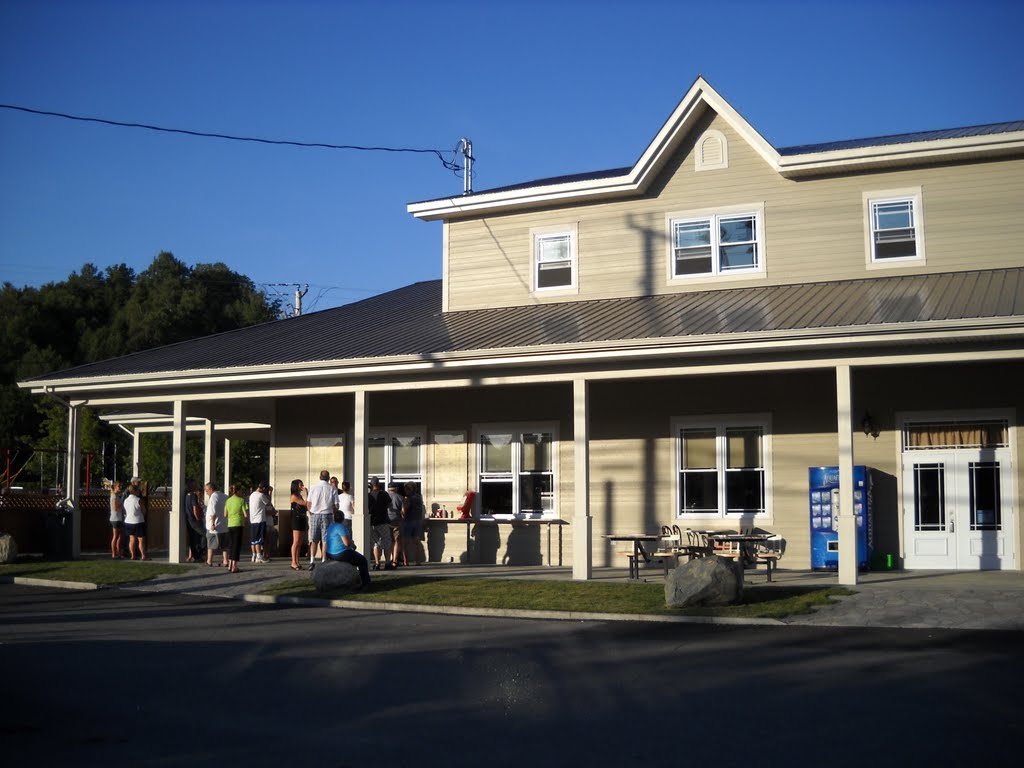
[261,574,854,619]
[0,559,190,586]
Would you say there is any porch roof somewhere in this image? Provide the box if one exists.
[22,266,1024,386]
[19,268,1024,387]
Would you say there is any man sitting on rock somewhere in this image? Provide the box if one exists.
[325,513,371,589]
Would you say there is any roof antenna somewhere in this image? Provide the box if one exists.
[458,137,473,195]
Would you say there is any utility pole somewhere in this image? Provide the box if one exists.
[459,138,474,195]
[294,284,309,317]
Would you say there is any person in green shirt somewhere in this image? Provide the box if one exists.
[224,484,249,573]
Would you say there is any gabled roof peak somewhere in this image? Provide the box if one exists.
[408,76,1024,221]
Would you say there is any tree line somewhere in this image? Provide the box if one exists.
[1,252,281,492]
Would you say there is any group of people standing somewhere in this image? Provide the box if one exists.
[108,478,148,560]
[109,472,425,586]
[185,480,275,573]
[287,472,426,584]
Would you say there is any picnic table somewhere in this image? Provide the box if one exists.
[603,533,660,580]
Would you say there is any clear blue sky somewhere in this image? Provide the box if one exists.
[2,0,1021,312]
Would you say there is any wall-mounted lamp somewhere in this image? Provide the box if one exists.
[861,411,880,439]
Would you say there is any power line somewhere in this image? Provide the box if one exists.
[0,102,464,172]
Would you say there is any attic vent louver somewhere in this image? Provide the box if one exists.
[696,129,728,172]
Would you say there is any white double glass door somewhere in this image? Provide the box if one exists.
[902,449,1015,570]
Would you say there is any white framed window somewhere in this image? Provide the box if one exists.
[531,225,577,294]
[308,435,344,481]
[667,205,765,281]
[864,188,926,267]
[673,415,771,519]
[368,429,424,494]
[475,424,557,518]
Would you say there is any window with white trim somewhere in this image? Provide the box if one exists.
[477,427,556,518]
[865,189,925,266]
[533,229,576,292]
[675,417,769,518]
[367,430,424,494]
[670,211,762,278]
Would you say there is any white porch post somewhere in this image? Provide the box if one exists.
[573,378,592,580]
[223,438,231,490]
[169,400,188,564]
[131,428,141,480]
[65,403,81,558]
[352,390,369,552]
[836,365,859,586]
[204,419,216,487]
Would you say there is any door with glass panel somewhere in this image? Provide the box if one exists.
[901,419,1015,570]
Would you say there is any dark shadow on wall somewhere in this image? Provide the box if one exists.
[427,521,447,563]
[503,523,542,566]
[471,524,501,564]
[602,479,614,568]
[871,470,899,564]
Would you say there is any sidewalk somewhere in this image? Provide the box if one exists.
[109,556,1024,631]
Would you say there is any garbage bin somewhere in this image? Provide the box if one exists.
[46,509,74,560]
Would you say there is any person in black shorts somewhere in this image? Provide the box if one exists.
[289,479,309,571]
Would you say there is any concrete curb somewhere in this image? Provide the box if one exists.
[241,592,786,625]
[0,574,787,625]
[1,575,99,591]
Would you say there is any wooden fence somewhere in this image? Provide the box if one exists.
[0,492,171,554]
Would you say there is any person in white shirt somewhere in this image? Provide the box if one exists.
[338,480,356,526]
[204,481,229,567]
[109,481,125,560]
[123,484,147,560]
[248,482,270,563]
[306,470,338,570]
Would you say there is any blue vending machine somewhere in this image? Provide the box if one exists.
[809,466,874,570]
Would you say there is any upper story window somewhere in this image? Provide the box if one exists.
[668,205,764,281]
[531,225,578,295]
[864,187,926,268]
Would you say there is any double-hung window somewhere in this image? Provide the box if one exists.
[865,188,925,266]
[676,416,770,519]
[532,226,577,293]
[367,430,424,494]
[669,207,763,279]
[478,427,556,518]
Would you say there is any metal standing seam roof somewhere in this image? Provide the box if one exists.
[25,267,1024,384]
[777,121,1024,156]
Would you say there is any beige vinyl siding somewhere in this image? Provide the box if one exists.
[445,110,1024,311]
[271,395,353,496]
[586,370,840,568]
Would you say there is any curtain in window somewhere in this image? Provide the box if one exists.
[905,421,1007,450]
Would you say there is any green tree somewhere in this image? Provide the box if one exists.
[1,253,280,492]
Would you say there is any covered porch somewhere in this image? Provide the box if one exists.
[45,348,1024,584]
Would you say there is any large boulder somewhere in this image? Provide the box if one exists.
[665,555,744,608]
[312,560,362,593]
[0,533,17,564]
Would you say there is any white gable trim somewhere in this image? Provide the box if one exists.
[408,77,776,221]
